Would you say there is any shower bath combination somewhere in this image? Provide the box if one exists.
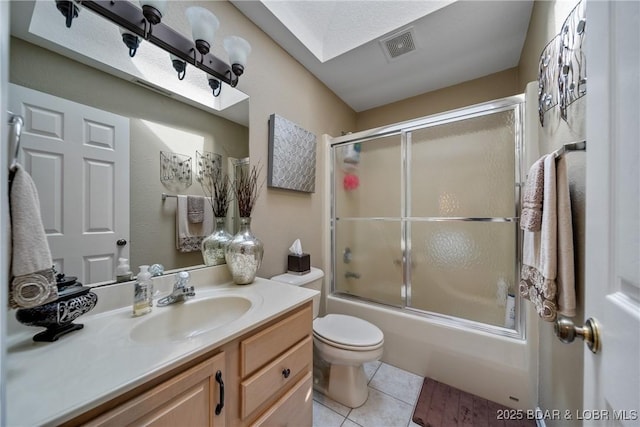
[330,95,524,338]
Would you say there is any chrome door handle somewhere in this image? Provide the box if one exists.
[554,317,601,354]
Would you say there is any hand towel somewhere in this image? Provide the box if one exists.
[9,164,58,308]
[176,195,213,252]
[555,154,576,317]
[520,156,545,231]
[520,154,558,321]
[187,195,205,224]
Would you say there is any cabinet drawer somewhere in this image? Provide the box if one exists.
[250,372,313,427]
[241,336,312,419]
[240,304,311,377]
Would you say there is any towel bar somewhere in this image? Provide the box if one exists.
[161,193,178,201]
[555,140,586,158]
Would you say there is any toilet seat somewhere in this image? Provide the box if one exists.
[313,314,384,351]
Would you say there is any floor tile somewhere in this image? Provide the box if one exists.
[342,419,363,427]
[363,360,382,382]
[369,363,423,405]
[313,400,346,427]
[314,389,351,417]
[347,387,414,427]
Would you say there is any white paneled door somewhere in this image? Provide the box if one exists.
[585,1,640,426]
[9,84,129,286]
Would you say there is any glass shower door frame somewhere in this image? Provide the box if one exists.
[330,95,525,339]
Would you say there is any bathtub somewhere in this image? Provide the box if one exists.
[326,293,538,410]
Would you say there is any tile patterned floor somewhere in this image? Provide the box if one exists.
[313,361,424,427]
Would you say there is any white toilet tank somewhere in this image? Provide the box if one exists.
[270,267,324,318]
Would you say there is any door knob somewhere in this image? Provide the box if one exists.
[117,239,127,247]
[554,317,601,354]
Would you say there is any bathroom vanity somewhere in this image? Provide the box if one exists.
[6,268,317,426]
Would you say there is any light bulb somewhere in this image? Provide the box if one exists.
[186,6,219,56]
[223,36,251,76]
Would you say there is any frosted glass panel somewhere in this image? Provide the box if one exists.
[334,219,403,306]
[334,135,401,218]
[410,111,516,218]
[410,221,517,327]
[330,97,523,336]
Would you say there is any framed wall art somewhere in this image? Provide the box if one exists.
[267,114,317,193]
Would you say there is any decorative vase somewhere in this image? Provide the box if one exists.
[225,217,263,284]
[201,217,233,266]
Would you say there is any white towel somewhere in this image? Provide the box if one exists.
[9,164,58,308]
[176,195,213,252]
[555,154,576,317]
[520,154,558,321]
[519,151,577,321]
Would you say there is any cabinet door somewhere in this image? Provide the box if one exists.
[250,372,313,427]
[86,352,226,427]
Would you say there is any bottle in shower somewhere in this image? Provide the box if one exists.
[133,265,152,316]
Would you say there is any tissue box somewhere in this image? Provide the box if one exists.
[288,253,310,274]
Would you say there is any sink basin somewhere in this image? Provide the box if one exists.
[130,295,254,343]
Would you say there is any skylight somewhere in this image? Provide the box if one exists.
[262,0,456,62]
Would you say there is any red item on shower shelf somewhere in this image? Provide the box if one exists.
[344,173,359,190]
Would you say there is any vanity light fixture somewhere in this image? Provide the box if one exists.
[139,0,166,26]
[185,6,219,57]
[223,35,252,78]
[208,75,222,97]
[170,54,187,80]
[120,27,140,58]
[54,0,251,97]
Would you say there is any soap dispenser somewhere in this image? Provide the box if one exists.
[133,265,152,317]
[116,258,132,283]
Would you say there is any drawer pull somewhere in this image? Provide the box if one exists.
[282,368,291,379]
[215,370,224,415]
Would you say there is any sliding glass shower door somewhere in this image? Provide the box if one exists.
[331,97,523,334]
[333,134,404,306]
[407,110,519,328]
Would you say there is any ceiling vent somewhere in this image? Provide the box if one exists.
[380,27,417,62]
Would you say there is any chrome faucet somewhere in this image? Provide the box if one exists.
[157,271,195,307]
[345,271,361,279]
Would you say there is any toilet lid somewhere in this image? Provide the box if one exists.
[313,314,384,348]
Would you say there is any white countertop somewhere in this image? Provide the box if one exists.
[6,268,317,427]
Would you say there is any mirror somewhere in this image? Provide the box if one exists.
[9,3,249,285]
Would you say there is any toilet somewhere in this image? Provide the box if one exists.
[270,267,384,408]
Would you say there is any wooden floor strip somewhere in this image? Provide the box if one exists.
[412,378,536,427]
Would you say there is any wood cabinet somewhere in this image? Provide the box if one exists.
[85,352,226,427]
[68,302,313,427]
[239,305,313,423]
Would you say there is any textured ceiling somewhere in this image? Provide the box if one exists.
[232,0,534,112]
[260,1,455,62]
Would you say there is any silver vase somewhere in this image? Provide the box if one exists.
[201,218,233,266]
[225,217,263,284]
